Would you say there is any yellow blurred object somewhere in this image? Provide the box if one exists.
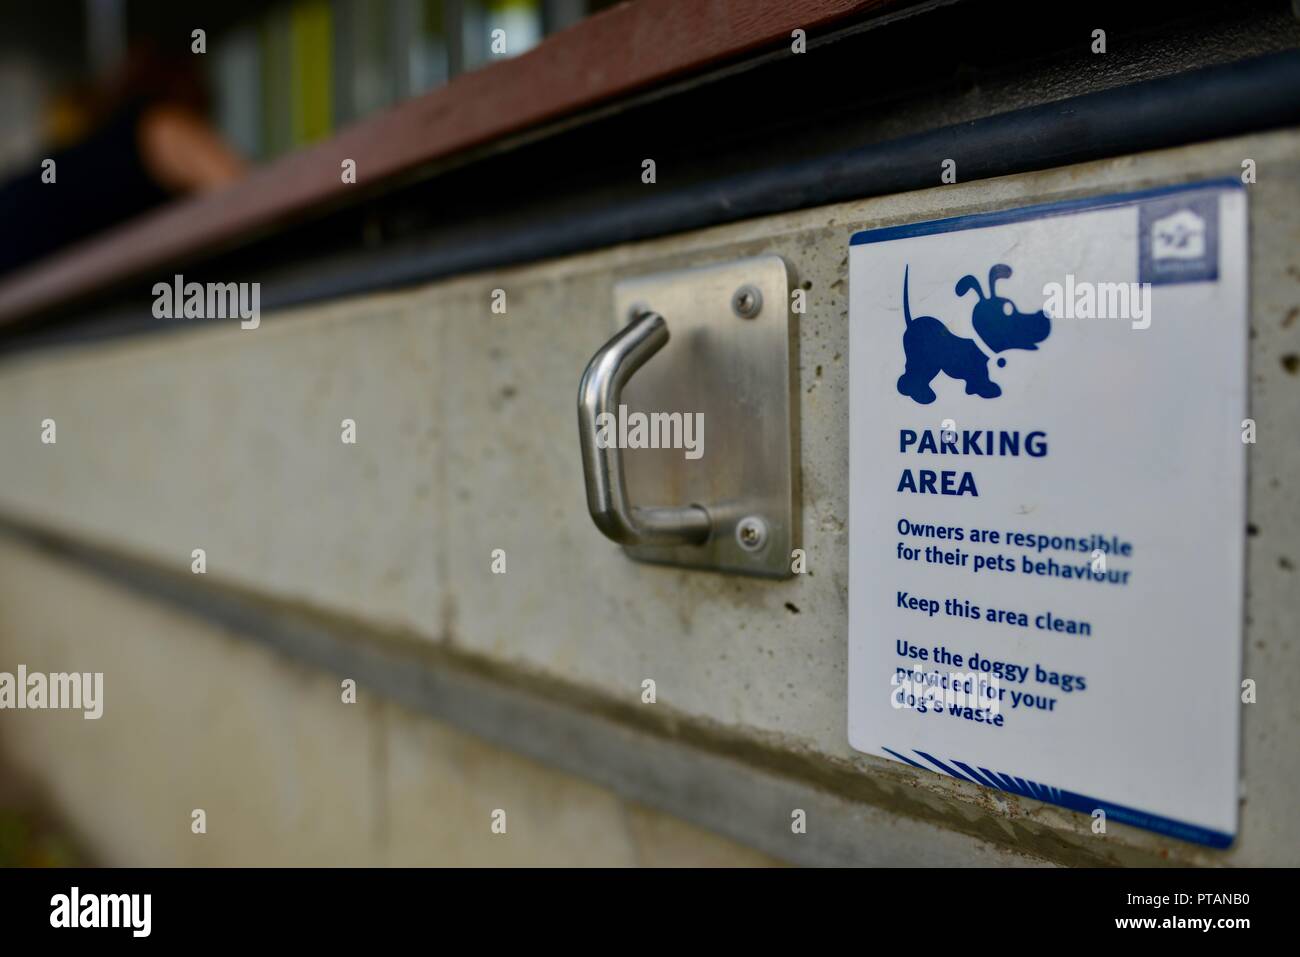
[42,90,94,150]
[291,0,333,146]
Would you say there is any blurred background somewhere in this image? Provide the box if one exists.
[0,0,615,278]
[1,0,614,172]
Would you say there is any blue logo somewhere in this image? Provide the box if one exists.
[1138,194,1219,285]
[896,264,1051,405]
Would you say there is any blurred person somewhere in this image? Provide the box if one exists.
[0,43,246,277]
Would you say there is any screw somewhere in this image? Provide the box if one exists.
[731,284,763,319]
[735,515,768,552]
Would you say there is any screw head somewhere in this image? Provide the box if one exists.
[735,515,769,552]
[731,284,763,319]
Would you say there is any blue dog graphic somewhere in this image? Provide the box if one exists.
[896,263,1051,405]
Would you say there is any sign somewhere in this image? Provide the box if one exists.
[847,180,1247,847]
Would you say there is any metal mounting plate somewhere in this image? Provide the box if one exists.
[612,255,798,577]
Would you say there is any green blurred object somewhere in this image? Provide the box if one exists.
[291,0,334,146]
[0,808,84,868]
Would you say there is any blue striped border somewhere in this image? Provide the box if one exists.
[883,746,1234,849]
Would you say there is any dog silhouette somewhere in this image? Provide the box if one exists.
[896,264,1051,405]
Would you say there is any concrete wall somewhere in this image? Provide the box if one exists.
[0,129,1297,866]
[0,539,780,866]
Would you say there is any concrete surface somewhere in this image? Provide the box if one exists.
[0,538,780,866]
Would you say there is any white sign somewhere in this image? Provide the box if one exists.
[847,180,1247,847]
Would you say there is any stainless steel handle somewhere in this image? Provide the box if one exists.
[578,311,711,547]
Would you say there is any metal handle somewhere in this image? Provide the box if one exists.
[578,311,711,547]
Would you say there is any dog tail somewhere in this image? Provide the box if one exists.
[903,265,913,325]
